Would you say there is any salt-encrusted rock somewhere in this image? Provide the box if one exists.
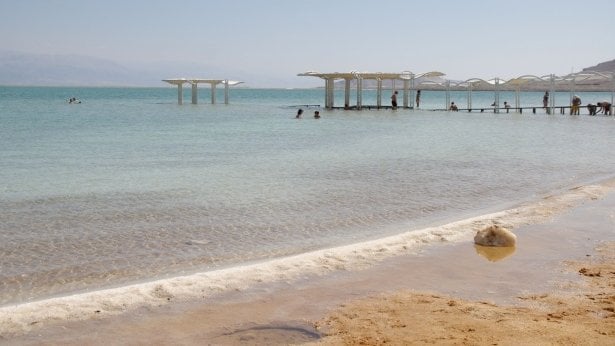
[474,225,516,247]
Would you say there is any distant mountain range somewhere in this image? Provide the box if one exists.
[0,50,152,86]
[0,50,290,88]
[1,50,614,89]
[582,59,615,73]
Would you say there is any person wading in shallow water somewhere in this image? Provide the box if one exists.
[391,91,398,109]
[415,90,421,109]
[543,91,550,114]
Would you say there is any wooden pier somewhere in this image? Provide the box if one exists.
[331,105,404,110]
[434,105,603,115]
[326,104,613,116]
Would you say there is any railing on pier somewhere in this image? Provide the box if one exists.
[433,105,590,114]
[327,104,612,115]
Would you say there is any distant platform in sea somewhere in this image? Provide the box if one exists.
[163,78,243,105]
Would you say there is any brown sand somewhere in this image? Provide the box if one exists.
[313,242,615,345]
[3,190,615,345]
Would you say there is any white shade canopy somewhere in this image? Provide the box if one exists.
[162,78,244,105]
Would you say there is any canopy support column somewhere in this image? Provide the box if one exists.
[210,83,216,104]
[403,79,409,108]
[376,79,382,108]
[356,77,363,110]
[570,78,575,112]
[494,78,500,113]
[177,83,183,105]
[445,80,451,111]
[410,75,416,109]
[323,79,330,109]
[324,78,335,109]
[515,86,520,112]
[344,79,351,108]
[329,78,335,108]
[549,74,555,114]
[224,80,229,104]
[191,83,198,104]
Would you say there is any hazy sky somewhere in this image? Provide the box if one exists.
[1,0,614,87]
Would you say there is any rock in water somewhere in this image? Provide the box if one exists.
[474,225,517,247]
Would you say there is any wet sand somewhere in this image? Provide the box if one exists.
[3,187,615,345]
[314,242,615,345]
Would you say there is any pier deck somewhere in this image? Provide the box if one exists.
[328,105,611,115]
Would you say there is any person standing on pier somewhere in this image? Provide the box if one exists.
[543,91,550,114]
[391,91,398,109]
[598,101,612,115]
[571,95,581,115]
[415,90,421,109]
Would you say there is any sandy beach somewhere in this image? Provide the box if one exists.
[2,181,615,345]
[313,243,615,345]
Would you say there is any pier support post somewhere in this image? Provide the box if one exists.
[445,80,451,111]
[356,77,363,110]
[224,80,229,104]
[324,78,335,109]
[515,86,520,113]
[494,78,500,114]
[403,79,409,108]
[329,78,335,108]
[549,74,555,114]
[324,79,330,109]
[177,83,183,105]
[570,78,575,112]
[210,83,216,104]
[376,79,382,108]
[191,83,198,104]
[344,79,350,108]
[410,74,416,109]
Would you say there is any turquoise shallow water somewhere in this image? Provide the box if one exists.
[1,86,614,305]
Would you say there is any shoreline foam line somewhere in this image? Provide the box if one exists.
[1,181,614,336]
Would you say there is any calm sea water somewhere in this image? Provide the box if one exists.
[1,86,614,305]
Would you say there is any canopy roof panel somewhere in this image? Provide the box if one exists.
[299,70,613,90]
[163,79,244,86]
[297,71,445,80]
